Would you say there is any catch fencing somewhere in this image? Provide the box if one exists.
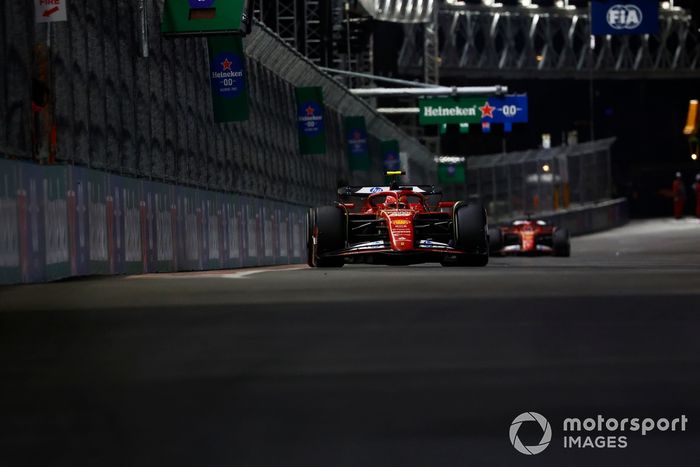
[466,139,615,221]
[0,1,434,208]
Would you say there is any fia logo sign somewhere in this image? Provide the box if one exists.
[606,4,643,30]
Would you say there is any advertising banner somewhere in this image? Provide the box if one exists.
[122,177,143,275]
[380,140,401,172]
[221,193,243,268]
[0,159,20,284]
[262,200,275,263]
[344,116,370,171]
[437,163,467,185]
[161,0,251,36]
[296,87,327,155]
[87,170,109,275]
[479,95,529,132]
[68,166,90,277]
[419,97,484,125]
[43,166,71,281]
[179,186,200,271]
[243,197,261,267]
[107,174,126,275]
[591,0,659,35]
[207,35,249,122]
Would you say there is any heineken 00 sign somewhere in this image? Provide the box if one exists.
[344,116,370,171]
[207,36,249,122]
[296,87,326,155]
[381,140,401,172]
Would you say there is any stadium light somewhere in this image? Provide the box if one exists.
[542,164,551,172]
[692,153,698,161]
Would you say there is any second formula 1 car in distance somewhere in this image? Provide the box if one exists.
[307,172,489,268]
[488,217,570,257]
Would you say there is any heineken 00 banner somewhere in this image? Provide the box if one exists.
[380,140,401,172]
[438,162,466,185]
[419,97,484,125]
[296,87,327,155]
[207,35,249,123]
[344,116,370,171]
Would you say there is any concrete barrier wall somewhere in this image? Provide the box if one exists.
[0,158,307,285]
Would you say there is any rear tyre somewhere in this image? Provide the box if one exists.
[488,226,502,256]
[450,202,489,267]
[553,227,571,257]
[309,206,346,268]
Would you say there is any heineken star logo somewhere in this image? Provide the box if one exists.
[353,131,362,139]
[221,58,233,71]
[305,106,316,116]
[480,102,495,119]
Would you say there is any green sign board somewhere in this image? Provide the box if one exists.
[161,0,252,36]
[419,97,486,125]
[207,35,249,122]
[437,162,466,185]
[296,87,327,155]
[344,116,370,171]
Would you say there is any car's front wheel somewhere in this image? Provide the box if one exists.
[308,206,346,268]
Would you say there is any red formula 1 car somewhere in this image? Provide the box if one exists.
[488,217,570,257]
[307,175,489,267]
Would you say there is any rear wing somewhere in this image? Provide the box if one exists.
[337,185,443,198]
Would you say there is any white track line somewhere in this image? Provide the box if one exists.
[126,265,308,280]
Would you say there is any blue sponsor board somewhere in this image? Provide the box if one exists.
[592,0,658,35]
[189,0,215,8]
[210,51,245,99]
[19,163,46,282]
[68,166,91,277]
[108,174,127,275]
[298,100,325,137]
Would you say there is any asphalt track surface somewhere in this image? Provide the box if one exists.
[2,219,700,467]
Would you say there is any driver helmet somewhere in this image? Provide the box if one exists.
[384,195,398,208]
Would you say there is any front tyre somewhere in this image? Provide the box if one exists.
[450,202,489,267]
[308,206,346,268]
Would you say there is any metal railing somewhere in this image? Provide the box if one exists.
[466,138,615,220]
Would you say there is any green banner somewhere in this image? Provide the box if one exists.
[208,35,249,123]
[161,0,248,36]
[419,97,486,125]
[438,162,466,185]
[381,140,401,173]
[296,87,326,155]
[344,116,370,171]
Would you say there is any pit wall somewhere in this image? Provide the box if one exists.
[496,198,629,236]
[0,158,307,285]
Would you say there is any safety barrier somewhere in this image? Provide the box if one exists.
[0,158,308,285]
[496,198,629,237]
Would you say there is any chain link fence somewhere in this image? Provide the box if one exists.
[0,1,434,208]
[466,138,615,221]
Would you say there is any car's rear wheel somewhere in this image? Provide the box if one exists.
[553,227,571,257]
[308,206,346,268]
[444,202,489,267]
